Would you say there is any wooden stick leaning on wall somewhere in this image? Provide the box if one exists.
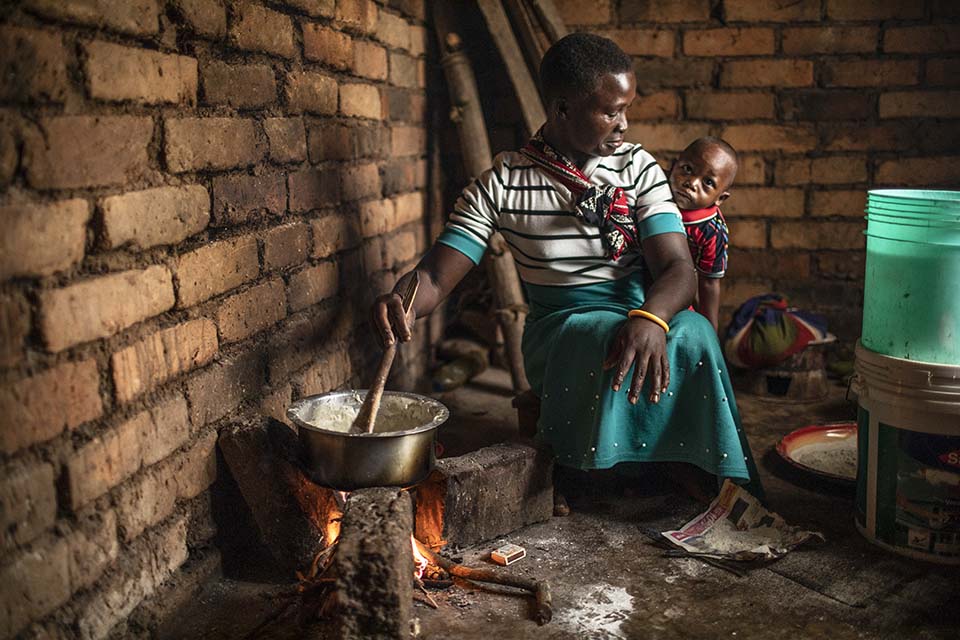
[433,2,530,392]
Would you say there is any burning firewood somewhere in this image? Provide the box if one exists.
[413,539,553,625]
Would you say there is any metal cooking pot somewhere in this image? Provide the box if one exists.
[287,390,449,490]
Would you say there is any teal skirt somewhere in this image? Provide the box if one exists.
[522,277,763,495]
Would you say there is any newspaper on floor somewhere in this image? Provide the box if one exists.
[661,480,824,561]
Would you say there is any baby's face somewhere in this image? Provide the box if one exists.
[669,145,737,210]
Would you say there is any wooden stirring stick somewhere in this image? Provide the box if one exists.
[350,273,420,434]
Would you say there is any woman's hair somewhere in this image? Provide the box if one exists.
[539,33,634,105]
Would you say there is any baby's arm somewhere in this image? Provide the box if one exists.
[697,276,721,333]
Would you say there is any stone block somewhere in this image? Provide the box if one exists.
[335,488,412,639]
[414,443,553,549]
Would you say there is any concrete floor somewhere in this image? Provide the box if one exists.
[161,367,960,640]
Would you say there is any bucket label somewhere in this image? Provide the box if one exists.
[882,427,960,559]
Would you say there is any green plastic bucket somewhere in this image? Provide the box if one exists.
[853,343,960,564]
[862,189,960,364]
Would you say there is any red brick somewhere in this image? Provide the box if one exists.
[772,222,864,250]
[782,26,878,55]
[684,28,773,57]
[111,318,218,403]
[635,59,714,90]
[387,230,417,268]
[0,26,70,103]
[354,40,388,80]
[928,59,960,86]
[0,198,88,279]
[201,62,276,108]
[84,41,196,106]
[0,292,29,368]
[294,349,352,395]
[341,162,381,200]
[723,188,805,218]
[810,190,867,217]
[288,262,339,311]
[726,219,766,249]
[0,461,56,550]
[164,117,262,173]
[285,71,338,114]
[341,83,382,119]
[307,121,353,162]
[790,157,868,185]
[781,91,874,121]
[391,125,425,156]
[822,124,909,151]
[40,266,175,352]
[101,185,209,250]
[74,516,187,640]
[173,431,217,498]
[721,60,813,88]
[289,167,340,211]
[817,252,866,279]
[211,173,286,226]
[359,198,397,237]
[734,156,766,185]
[728,250,810,279]
[627,91,678,120]
[287,0,335,17]
[172,0,226,38]
[266,308,345,383]
[229,1,295,58]
[0,537,70,638]
[555,0,612,23]
[67,508,121,591]
[175,236,259,307]
[625,123,711,152]
[23,116,152,189]
[115,462,177,542]
[823,60,919,87]
[261,383,292,424]
[599,29,674,57]
[685,92,774,120]
[827,0,923,20]
[264,222,310,270]
[355,124,388,158]
[264,117,307,163]
[725,0,819,21]
[389,52,418,88]
[382,158,419,194]
[876,156,960,186]
[0,115,15,186]
[0,360,102,454]
[620,0,705,23]
[721,124,817,152]
[311,212,361,257]
[393,191,424,226]
[377,10,410,50]
[336,0,378,33]
[409,25,427,57]
[185,350,266,426]
[885,25,960,54]
[880,91,960,119]
[66,396,189,508]
[303,23,353,70]
[25,0,159,35]
[217,279,287,343]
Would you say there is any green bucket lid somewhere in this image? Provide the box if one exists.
[866,203,960,222]
[868,189,960,210]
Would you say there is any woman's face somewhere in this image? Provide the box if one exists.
[555,71,636,164]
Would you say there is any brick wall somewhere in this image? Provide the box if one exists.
[0,0,432,637]
[555,0,960,339]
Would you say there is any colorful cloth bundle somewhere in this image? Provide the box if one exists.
[724,294,829,369]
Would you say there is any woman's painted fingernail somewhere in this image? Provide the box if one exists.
[651,393,660,403]
[612,384,620,392]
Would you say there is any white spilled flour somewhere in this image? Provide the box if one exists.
[556,584,634,639]
[695,518,787,555]
[297,394,440,433]
[792,439,857,479]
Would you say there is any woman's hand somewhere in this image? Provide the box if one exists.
[603,317,670,404]
[371,289,415,347]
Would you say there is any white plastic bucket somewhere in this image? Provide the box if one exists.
[852,342,960,564]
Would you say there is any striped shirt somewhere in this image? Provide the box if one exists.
[436,143,684,287]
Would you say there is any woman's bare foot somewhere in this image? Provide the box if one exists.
[553,490,570,517]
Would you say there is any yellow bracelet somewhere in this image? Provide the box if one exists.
[628,309,670,334]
